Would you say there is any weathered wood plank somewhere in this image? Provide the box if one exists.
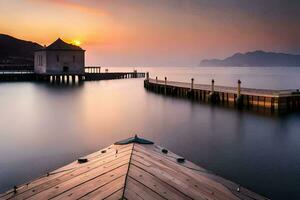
[78,175,126,200]
[1,144,132,199]
[133,144,267,200]
[128,164,192,200]
[132,146,239,200]
[204,173,269,200]
[51,144,132,174]
[1,140,269,200]
[135,144,206,172]
[131,156,237,200]
[133,145,207,179]
[8,150,132,200]
[103,188,123,200]
[29,162,129,200]
[124,177,165,200]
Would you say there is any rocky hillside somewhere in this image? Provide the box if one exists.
[0,34,42,65]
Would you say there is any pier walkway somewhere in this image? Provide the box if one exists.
[153,79,298,98]
[145,76,300,113]
[0,67,145,83]
[0,136,269,200]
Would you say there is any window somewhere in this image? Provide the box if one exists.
[73,55,75,63]
[56,55,59,62]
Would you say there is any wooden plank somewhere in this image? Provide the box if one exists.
[131,156,237,200]
[153,147,267,200]
[133,144,211,180]
[81,144,131,161]
[9,152,132,200]
[132,145,243,200]
[137,144,207,171]
[133,144,267,200]
[78,175,126,200]
[1,142,269,200]
[103,188,123,200]
[28,162,129,200]
[124,177,165,200]
[1,144,132,199]
[204,173,269,200]
[133,144,207,174]
[49,164,128,200]
[51,144,132,174]
[128,164,192,200]
[124,188,146,200]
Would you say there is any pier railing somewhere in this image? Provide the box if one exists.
[144,77,300,113]
[85,66,101,73]
[0,64,34,71]
[150,78,299,98]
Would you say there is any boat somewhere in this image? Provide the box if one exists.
[0,135,269,200]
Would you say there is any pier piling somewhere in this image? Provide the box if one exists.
[236,80,243,108]
[144,77,300,114]
[164,77,167,95]
[237,80,241,96]
[0,66,145,83]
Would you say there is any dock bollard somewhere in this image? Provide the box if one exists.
[188,78,195,98]
[191,78,194,90]
[208,79,219,103]
[164,77,167,95]
[237,79,241,96]
[236,80,243,108]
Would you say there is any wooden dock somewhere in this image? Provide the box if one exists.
[0,67,145,83]
[144,75,300,113]
[1,136,269,200]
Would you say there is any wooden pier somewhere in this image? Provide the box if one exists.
[0,67,145,83]
[144,75,300,113]
[0,136,269,200]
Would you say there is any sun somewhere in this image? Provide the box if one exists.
[72,40,81,46]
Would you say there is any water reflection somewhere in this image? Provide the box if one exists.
[0,67,300,199]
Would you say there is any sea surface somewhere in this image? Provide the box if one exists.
[1,67,300,200]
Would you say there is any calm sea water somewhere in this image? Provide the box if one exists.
[1,67,300,199]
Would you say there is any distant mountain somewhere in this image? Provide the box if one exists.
[200,51,300,67]
[0,34,42,65]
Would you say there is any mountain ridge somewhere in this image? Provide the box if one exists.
[201,51,300,67]
[0,34,42,65]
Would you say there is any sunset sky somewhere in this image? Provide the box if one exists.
[0,0,300,66]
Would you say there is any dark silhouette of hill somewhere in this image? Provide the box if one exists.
[0,34,42,65]
[201,51,300,67]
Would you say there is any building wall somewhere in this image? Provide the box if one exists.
[35,50,85,74]
[34,51,47,74]
[46,50,84,74]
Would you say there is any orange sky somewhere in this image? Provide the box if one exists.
[0,0,299,66]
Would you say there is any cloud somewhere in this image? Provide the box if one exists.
[27,0,107,16]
